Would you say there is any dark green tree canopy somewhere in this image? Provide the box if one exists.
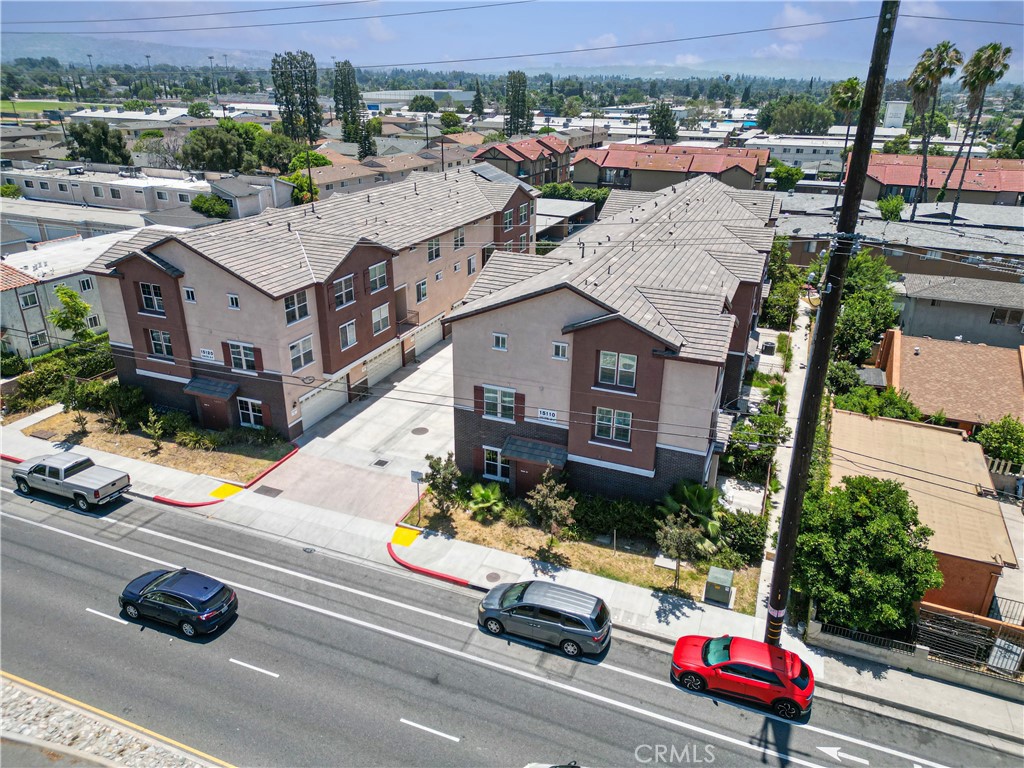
[288,150,332,173]
[180,126,245,172]
[271,50,322,144]
[439,111,461,129]
[187,101,213,118]
[471,79,485,117]
[503,70,530,137]
[333,60,362,143]
[770,159,804,191]
[67,120,131,165]
[974,415,1024,463]
[190,193,230,219]
[649,100,678,142]
[409,94,438,112]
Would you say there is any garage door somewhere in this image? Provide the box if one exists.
[366,342,403,386]
[415,314,444,353]
[299,377,349,429]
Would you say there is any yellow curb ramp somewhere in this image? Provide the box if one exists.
[391,527,420,547]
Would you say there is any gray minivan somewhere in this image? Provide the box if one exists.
[478,580,612,657]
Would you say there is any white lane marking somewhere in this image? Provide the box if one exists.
[229,658,279,678]
[603,662,676,688]
[2,510,955,768]
[86,608,128,625]
[0,510,824,768]
[399,718,460,742]
[818,746,870,764]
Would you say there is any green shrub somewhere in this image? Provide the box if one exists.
[501,501,531,528]
[1,351,27,377]
[708,546,746,571]
[3,393,54,414]
[76,378,113,410]
[106,417,130,435]
[572,493,661,540]
[16,358,72,401]
[777,333,794,372]
[176,427,218,451]
[190,193,231,219]
[1,183,23,199]
[159,409,194,437]
[720,510,769,566]
[106,382,149,424]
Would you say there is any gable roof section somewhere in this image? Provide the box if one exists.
[0,263,38,291]
[864,156,1024,193]
[902,274,1024,308]
[599,189,660,220]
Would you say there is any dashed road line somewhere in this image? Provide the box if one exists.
[400,718,460,742]
[229,658,280,678]
[86,608,128,625]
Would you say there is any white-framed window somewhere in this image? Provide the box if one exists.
[285,290,309,323]
[552,341,568,360]
[595,407,632,443]
[519,202,529,224]
[882,246,903,257]
[504,240,513,250]
[340,320,357,350]
[372,303,390,335]
[39,181,49,190]
[86,314,101,329]
[427,238,441,262]
[58,183,68,192]
[483,446,511,481]
[503,209,513,231]
[149,329,173,358]
[228,293,240,310]
[598,350,637,388]
[468,255,477,275]
[416,279,428,303]
[18,292,39,309]
[110,188,122,200]
[483,385,515,420]
[238,398,264,428]
[435,270,443,282]
[519,234,528,252]
[156,191,168,201]
[140,282,164,313]
[803,241,817,253]
[921,250,941,261]
[492,332,507,351]
[78,277,93,292]
[454,226,465,249]
[289,335,314,371]
[369,262,388,292]
[334,274,355,308]
[184,287,196,303]
[92,186,103,197]
[29,331,47,347]
[177,193,189,203]
[24,180,34,188]
[453,261,461,273]
[228,342,256,371]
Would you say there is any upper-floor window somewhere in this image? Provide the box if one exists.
[92,186,103,197]
[595,407,632,443]
[427,238,441,262]
[140,282,164,313]
[24,180,35,188]
[284,290,308,323]
[921,250,941,261]
[483,385,515,421]
[519,202,529,224]
[177,193,189,203]
[468,255,477,275]
[110,188,122,200]
[990,307,1023,326]
[598,351,637,389]
[519,234,528,252]
[58,183,68,192]
[156,191,168,201]
[149,329,173,358]
[454,227,465,250]
[184,287,196,303]
[86,314,101,329]
[289,335,314,371]
[334,275,355,308]
[372,303,390,335]
[882,246,903,258]
[503,209,513,231]
[416,279,428,303]
[369,262,388,292]
[39,181,49,190]
[552,341,568,360]
[19,292,39,309]
[29,331,47,347]
[228,342,257,371]
[228,293,240,310]
[340,320,357,350]
[78,277,93,292]
[492,333,507,351]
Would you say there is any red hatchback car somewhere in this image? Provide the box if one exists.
[671,635,814,719]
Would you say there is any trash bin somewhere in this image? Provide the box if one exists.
[761,341,777,356]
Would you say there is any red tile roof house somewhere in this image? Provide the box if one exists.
[860,154,1024,206]
[572,144,770,192]
[473,136,571,186]
[445,175,780,501]
[85,168,538,439]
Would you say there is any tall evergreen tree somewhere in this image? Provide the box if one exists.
[504,70,530,137]
[333,60,362,143]
[649,100,678,142]
[357,124,375,160]
[271,50,321,145]
[471,78,485,117]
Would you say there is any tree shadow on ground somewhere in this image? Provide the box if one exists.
[652,588,702,625]
[417,509,457,538]
[529,543,570,577]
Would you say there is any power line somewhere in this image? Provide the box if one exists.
[901,14,1024,27]
[5,1,377,25]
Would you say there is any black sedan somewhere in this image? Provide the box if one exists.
[119,568,237,637]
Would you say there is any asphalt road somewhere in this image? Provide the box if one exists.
[0,479,1019,768]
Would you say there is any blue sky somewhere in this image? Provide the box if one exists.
[2,1,1021,79]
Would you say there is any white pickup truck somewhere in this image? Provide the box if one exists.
[13,453,131,511]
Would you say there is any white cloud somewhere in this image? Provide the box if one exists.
[364,18,396,43]
[673,53,704,66]
[900,1,948,38]
[575,33,617,52]
[754,43,802,60]
[570,33,619,63]
[775,3,826,42]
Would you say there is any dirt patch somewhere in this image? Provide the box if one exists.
[19,411,291,485]
[404,499,759,615]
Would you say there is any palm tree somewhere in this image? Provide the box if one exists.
[828,77,863,213]
[908,42,963,221]
[949,43,1013,220]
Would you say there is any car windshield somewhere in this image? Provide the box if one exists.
[63,458,95,478]
[702,636,732,666]
[792,661,811,689]
[142,570,179,594]
[499,582,529,609]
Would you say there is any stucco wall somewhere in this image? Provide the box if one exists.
[902,298,1023,348]
[925,552,1002,616]
[657,360,721,454]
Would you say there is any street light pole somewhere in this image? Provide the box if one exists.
[208,56,216,101]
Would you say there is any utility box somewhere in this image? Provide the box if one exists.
[704,567,734,607]
[761,340,777,356]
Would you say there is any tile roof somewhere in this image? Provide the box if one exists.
[599,190,660,219]
[209,177,261,198]
[902,274,1024,308]
[575,147,757,177]
[830,409,1016,566]
[0,263,38,291]
[863,155,1024,193]
[452,175,774,362]
[443,131,489,146]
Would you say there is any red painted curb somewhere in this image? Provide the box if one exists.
[151,495,224,508]
[244,443,300,489]
[386,541,470,588]
[1,454,24,464]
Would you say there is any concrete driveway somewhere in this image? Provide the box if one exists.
[250,341,455,524]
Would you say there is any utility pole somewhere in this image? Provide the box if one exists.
[301,64,315,206]
[145,55,152,87]
[87,54,94,74]
[208,56,216,101]
[764,0,900,647]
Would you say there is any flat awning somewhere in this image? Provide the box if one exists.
[501,436,568,468]
[183,376,238,400]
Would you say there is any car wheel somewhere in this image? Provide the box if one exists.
[74,495,91,512]
[16,478,31,495]
[560,639,582,657]
[123,602,140,620]
[681,672,707,692]
[484,618,504,635]
[180,621,197,638]
[773,699,801,720]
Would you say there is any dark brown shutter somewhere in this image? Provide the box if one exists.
[473,447,484,474]
[473,385,484,415]
[142,328,150,354]
[253,347,263,371]
[514,392,525,423]
[133,282,142,311]
[260,403,272,430]
[363,268,371,292]
[221,342,231,366]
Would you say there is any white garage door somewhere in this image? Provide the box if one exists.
[366,342,403,386]
[415,314,444,353]
[299,378,349,429]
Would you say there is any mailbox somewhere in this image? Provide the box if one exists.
[704,566,734,607]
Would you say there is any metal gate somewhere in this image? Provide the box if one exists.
[918,607,1024,678]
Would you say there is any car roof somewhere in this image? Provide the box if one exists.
[727,636,795,673]
[522,581,602,616]
[160,569,225,601]
[28,453,90,469]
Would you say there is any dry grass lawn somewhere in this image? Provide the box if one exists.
[13,410,291,484]
[404,498,759,615]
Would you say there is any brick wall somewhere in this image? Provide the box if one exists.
[454,408,567,474]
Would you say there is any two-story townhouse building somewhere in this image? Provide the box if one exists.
[86,167,537,438]
[860,154,1024,206]
[572,145,769,192]
[446,175,778,501]
[473,137,571,186]
[894,275,1024,347]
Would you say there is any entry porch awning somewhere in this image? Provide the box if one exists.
[501,436,568,468]
[183,376,238,401]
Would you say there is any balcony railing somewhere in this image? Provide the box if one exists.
[397,310,420,335]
